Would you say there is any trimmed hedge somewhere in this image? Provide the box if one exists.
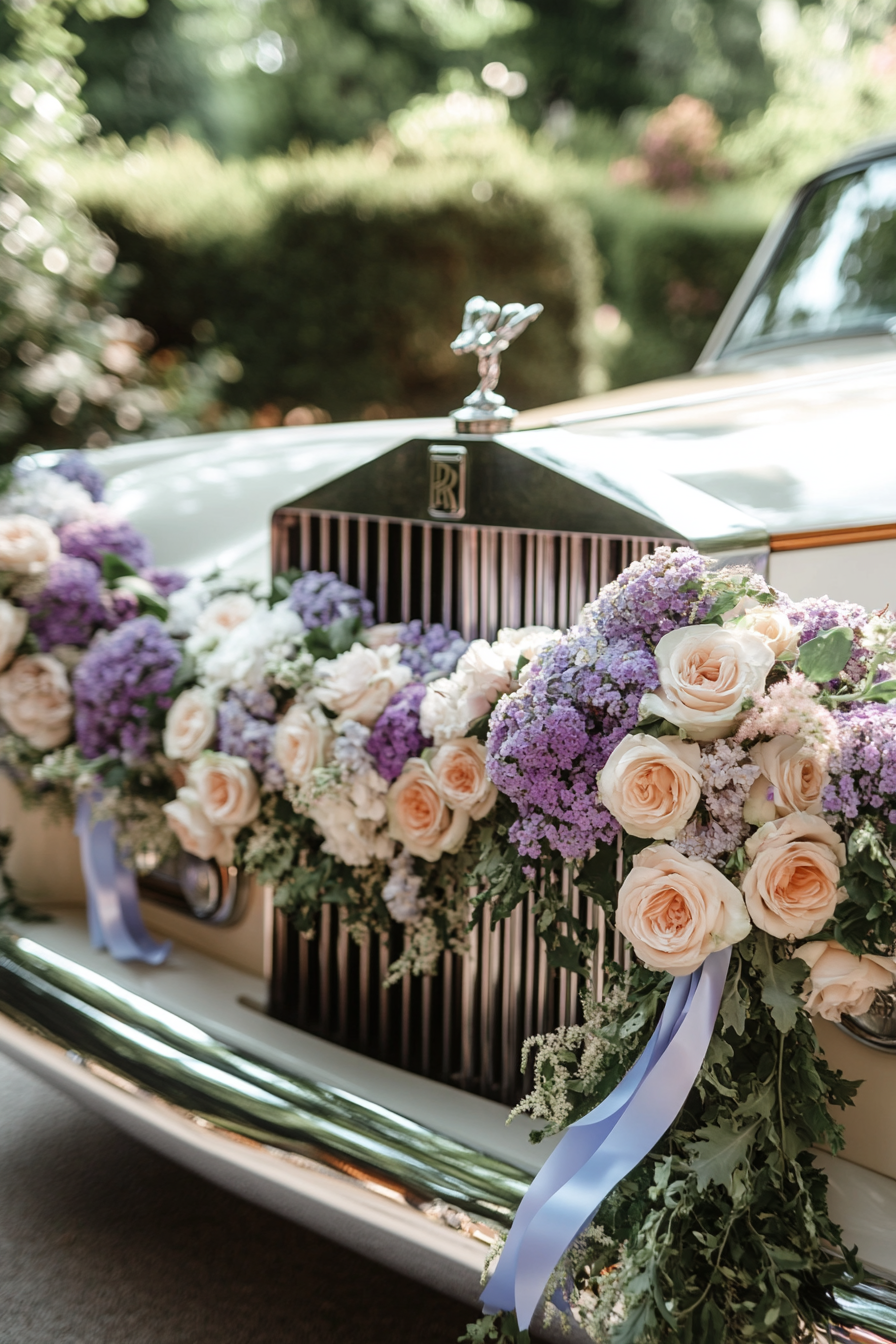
[74,136,600,421]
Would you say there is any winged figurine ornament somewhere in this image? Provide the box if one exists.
[449,294,543,433]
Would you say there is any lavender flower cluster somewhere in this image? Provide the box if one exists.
[59,508,152,572]
[396,620,468,679]
[50,453,105,503]
[367,683,432,781]
[217,692,285,790]
[824,702,896,824]
[287,571,374,628]
[583,545,712,648]
[73,616,181,760]
[24,556,108,651]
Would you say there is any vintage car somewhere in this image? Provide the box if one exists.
[4,135,896,1342]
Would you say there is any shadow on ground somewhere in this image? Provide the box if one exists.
[0,1055,475,1344]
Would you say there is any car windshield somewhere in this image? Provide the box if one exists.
[724,154,896,356]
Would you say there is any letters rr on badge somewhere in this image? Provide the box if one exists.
[427,445,467,520]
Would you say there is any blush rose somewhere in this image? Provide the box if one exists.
[0,652,73,749]
[640,624,774,741]
[742,735,828,826]
[315,642,411,728]
[797,939,896,1022]
[743,812,846,939]
[0,599,27,671]
[430,738,497,820]
[0,514,60,576]
[616,844,750,976]
[163,687,218,762]
[187,751,260,839]
[274,702,331,786]
[386,758,470,862]
[599,733,701,840]
[162,787,228,863]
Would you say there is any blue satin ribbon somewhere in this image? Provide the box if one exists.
[481,945,731,1331]
[75,793,171,965]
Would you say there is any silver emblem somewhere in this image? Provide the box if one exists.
[449,295,543,435]
[428,445,467,520]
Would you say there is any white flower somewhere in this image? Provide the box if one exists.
[640,623,775,741]
[430,738,497,820]
[382,848,424,922]
[307,793,394,867]
[737,607,800,660]
[165,577,212,637]
[0,514,60,575]
[187,591,258,654]
[0,599,27,670]
[200,601,304,692]
[162,787,228,863]
[455,630,552,719]
[419,675,471,746]
[314,641,411,728]
[0,470,94,527]
[187,751,261,836]
[163,687,218,763]
[274,702,332,785]
[0,653,72,749]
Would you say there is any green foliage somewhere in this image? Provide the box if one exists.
[797,627,854,684]
[72,129,599,418]
[0,828,51,923]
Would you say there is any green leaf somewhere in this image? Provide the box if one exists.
[720,971,747,1036]
[754,938,807,1033]
[796,626,853,683]
[100,551,139,583]
[686,1117,760,1191]
[864,678,896,703]
[544,933,591,977]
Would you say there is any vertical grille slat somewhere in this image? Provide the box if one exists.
[269,505,672,1103]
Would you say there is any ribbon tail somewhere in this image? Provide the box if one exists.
[75,794,171,965]
[481,948,731,1330]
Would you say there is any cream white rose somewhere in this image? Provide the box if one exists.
[0,599,27,671]
[455,639,515,720]
[0,653,72,749]
[743,812,846,939]
[617,844,750,976]
[599,734,701,840]
[743,735,829,826]
[739,608,800,659]
[365,623,403,649]
[797,940,896,1022]
[0,514,60,575]
[162,787,228,863]
[387,758,470,861]
[187,751,260,834]
[195,591,258,638]
[419,676,471,746]
[314,642,411,728]
[274,703,332,785]
[430,738,497,820]
[640,623,774,741]
[163,687,218,762]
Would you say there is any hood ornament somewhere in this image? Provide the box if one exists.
[449,295,543,434]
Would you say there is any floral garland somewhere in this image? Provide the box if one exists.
[3,458,896,1341]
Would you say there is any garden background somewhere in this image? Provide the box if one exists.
[3,0,896,461]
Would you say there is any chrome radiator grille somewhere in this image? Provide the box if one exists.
[269,505,671,1104]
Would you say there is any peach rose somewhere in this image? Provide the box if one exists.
[365,623,403,649]
[314,642,411,728]
[274,703,331,785]
[0,599,27,671]
[387,758,470,861]
[163,687,218,762]
[0,653,72,749]
[598,734,701,839]
[0,514,59,575]
[743,812,846,939]
[616,844,750,976]
[743,735,828,826]
[739,608,800,660]
[430,738,497,820]
[640,624,774,741]
[797,939,896,1022]
[187,751,260,835]
[162,787,228,863]
[195,591,258,638]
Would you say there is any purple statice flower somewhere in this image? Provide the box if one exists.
[782,595,866,647]
[487,628,659,861]
[287,571,374,628]
[824,702,896,824]
[58,506,152,572]
[23,556,107,651]
[50,453,105,502]
[103,588,140,628]
[367,683,431,781]
[397,620,468,679]
[217,693,283,790]
[584,546,713,649]
[73,616,180,760]
[141,566,189,599]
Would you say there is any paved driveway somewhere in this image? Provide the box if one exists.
[0,1054,474,1344]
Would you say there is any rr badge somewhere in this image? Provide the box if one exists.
[427,445,467,520]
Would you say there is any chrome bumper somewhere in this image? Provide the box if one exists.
[0,927,894,1343]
